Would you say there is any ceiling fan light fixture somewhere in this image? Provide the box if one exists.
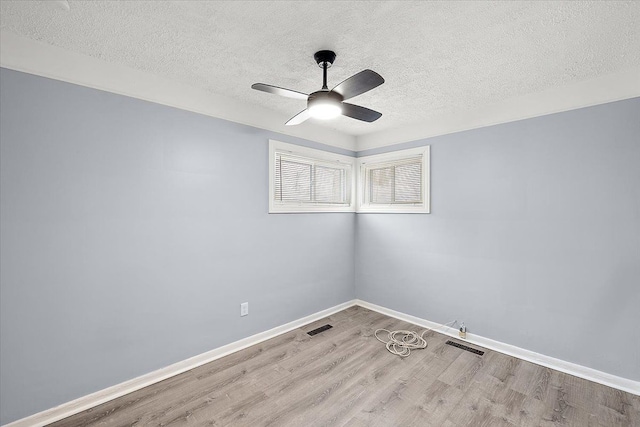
[307,91,343,120]
[308,101,342,120]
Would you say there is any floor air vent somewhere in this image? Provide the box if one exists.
[445,340,484,356]
[307,324,333,336]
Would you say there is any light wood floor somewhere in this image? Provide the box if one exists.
[50,306,640,426]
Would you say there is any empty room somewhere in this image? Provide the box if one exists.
[1,1,639,426]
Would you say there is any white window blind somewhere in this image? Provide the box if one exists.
[358,146,430,213]
[275,157,312,202]
[269,140,355,213]
[314,165,346,203]
[274,153,348,204]
[369,156,423,204]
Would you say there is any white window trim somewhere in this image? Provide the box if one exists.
[269,140,356,213]
[356,146,430,214]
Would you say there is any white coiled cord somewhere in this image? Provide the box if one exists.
[374,320,457,358]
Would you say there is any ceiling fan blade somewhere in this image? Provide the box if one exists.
[331,70,384,101]
[251,83,308,100]
[285,109,311,126]
[341,103,382,123]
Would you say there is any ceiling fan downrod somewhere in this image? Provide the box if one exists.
[314,50,336,90]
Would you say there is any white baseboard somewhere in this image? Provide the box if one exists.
[4,300,358,427]
[355,299,640,396]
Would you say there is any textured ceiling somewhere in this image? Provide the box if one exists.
[1,1,639,136]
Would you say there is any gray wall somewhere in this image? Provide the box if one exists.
[356,97,640,381]
[2,67,639,425]
[0,68,356,424]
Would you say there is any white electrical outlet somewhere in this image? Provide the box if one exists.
[240,302,249,317]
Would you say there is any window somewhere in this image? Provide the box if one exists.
[269,140,356,213]
[269,141,429,214]
[357,146,430,213]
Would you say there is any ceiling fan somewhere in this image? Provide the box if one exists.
[251,50,384,126]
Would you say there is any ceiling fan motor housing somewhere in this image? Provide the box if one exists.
[308,90,343,105]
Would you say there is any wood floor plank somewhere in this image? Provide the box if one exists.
[446,381,505,426]
[438,350,485,392]
[49,306,640,427]
[407,378,466,425]
[310,349,429,426]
